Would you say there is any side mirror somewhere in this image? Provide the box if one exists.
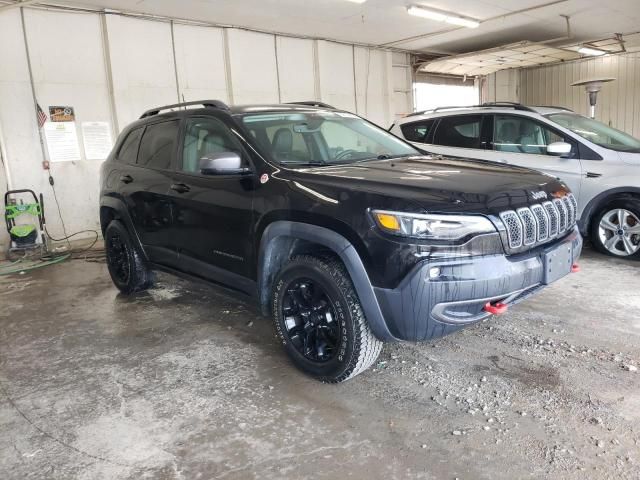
[547,141,572,157]
[199,152,251,175]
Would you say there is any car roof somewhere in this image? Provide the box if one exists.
[396,104,572,124]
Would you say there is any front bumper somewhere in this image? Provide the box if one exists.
[373,227,582,341]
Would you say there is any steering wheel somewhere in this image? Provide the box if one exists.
[334,149,360,160]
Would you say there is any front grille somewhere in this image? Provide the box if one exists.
[499,193,577,253]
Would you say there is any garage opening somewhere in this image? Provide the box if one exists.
[414,74,479,111]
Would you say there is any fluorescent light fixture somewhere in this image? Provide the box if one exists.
[345,0,367,3]
[578,46,606,56]
[407,5,480,28]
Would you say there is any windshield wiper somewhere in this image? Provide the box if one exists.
[279,161,327,167]
[369,154,414,161]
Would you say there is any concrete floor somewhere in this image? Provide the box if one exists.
[1,247,639,480]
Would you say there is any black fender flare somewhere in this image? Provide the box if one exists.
[257,221,397,342]
[100,196,147,261]
[579,187,640,235]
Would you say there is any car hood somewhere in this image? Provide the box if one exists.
[283,155,569,214]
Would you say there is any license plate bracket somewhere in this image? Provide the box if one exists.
[543,242,573,285]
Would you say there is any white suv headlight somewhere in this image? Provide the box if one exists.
[372,210,496,241]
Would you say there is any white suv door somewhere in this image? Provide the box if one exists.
[487,114,583,199]
[424,113,583,202]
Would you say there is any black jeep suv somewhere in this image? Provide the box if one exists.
[100,100,582,382]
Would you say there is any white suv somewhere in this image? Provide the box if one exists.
[390,103,640,259]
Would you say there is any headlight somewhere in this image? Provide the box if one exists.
[372,210,496,240]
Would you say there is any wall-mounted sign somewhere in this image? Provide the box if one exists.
[49,106,75,122]
[81,121,113,160]
[44,122,81,162]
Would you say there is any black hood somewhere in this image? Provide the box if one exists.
[283,155,568,215]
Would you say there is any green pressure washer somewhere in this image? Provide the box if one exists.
[4,189,48,257]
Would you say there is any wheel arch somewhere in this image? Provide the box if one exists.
[579,187,640,235]
[100,196,147,260]
[257,221,396,341]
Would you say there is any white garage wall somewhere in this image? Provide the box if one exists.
[173,23,228,103]
[107,15,178,129]
[317,41,356,112]
[22,9,110,237]
[275,37,316,103]
[0,7,411,245]
[392,52,413,119]
[354,48,393,128]
[227,29,280,105]
[0,8,38,252]
[483,69,520,104]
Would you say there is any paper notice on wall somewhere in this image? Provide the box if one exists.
[44,122,81,162]
[81,121,113,160]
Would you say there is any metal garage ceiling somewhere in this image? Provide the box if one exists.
[421,41,582,76]
[3,0,640,56]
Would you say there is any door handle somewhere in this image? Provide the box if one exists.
[119,174,133,184]
[170,183,190,193]
[585,172,602,178]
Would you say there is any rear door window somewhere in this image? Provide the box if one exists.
[433,115,482,149]
[117,127,143,164]
[401,120,435,143]
[137,120,180,170]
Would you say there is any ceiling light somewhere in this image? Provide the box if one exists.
[578,46,606,56]
[345,0,367,3]
[407,5,480,28]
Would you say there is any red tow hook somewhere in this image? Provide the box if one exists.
[571,263,580,273]
[484,302,508,315]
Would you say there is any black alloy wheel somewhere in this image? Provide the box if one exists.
[104,220,154,294]
[107,232,131,285]
[272,255,382,383]
[281,278,340,362]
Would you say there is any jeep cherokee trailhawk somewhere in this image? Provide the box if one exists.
[100,100,582,382]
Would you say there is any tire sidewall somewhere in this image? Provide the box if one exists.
[272,260,357,380]
[591,198,640,259]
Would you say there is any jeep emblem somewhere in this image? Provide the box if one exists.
[530,191,548,200]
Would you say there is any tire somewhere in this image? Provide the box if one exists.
[590,197,640,259]
[271,254,382,383]
[104,220,154,293]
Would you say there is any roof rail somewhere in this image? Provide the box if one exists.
[405,102,539,118]
[140,100,230,119]
[479,102,537,112]
[533,105,574,112]
[405,105,477,117]
[286,101,336,109]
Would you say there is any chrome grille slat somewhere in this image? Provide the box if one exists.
[517,208,536,246]
[562,196,573,226]
[500,211,523,248]
[500,194,576,254]
[530,204,549,241]
[568,193,578,222]
[543,201,559,237]
[554,198,568,233]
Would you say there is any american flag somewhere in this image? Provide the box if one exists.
[36,103,47,128]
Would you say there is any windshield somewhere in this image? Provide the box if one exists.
[547,113,640,153]
[239,110,418,165]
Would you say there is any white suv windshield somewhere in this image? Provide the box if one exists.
[240,111,418,165]
[547,113,640,153]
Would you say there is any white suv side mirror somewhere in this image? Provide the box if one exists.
[547,142,572,157]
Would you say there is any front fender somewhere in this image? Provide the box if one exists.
[257,221,397,342]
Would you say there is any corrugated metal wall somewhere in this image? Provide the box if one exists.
[519,52,640,137]
[485,52,640,138]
